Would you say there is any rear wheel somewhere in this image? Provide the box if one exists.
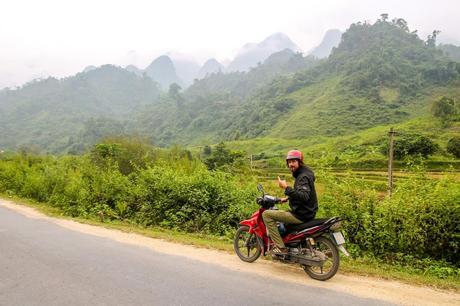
[234,226,261,262]
[302,236,339,281]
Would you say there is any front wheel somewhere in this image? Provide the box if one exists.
[302,236,340,281]
[234,226,261,262]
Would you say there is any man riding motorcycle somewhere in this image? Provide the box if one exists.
[262,150,318,255]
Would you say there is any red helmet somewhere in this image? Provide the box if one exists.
[286,150,303,162]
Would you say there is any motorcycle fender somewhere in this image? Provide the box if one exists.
[239,220,256,233]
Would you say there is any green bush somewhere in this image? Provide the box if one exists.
[317,170,460,265]
[0,150,256,235]
[447,137,460,158]
[380,133,438,159]
[1,148,458,269]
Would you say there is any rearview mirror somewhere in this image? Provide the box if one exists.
[257,184,264,194]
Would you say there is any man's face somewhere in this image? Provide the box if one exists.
[287,159,300,173]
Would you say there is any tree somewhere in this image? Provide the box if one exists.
[90,136,154,175]
[431,96,456,121]
[392,18,409,32]
[380,133,438,159]
[168,83,184,107]
[380,13,389,22]
[447,137,460,158]
[426,30,441,48]
[168,83,182,97]
[204,142,245,170]
[202,145,212,156]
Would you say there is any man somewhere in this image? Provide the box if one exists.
[262,150,318,255]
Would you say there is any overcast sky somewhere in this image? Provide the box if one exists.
[1,0,459,89]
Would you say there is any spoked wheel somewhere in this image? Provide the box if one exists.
[302,236,340,281]
[233,226,261,262]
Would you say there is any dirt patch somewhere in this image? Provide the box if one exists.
[1,199,459,306]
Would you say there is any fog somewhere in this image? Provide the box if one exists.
[1,0,459,89]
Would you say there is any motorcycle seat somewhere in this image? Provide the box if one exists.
[285,217,336,233]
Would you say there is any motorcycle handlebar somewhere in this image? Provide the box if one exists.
[256,195,281,208]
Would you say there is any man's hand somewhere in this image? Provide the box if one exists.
[280,197,289,203]
[277,176,288,189]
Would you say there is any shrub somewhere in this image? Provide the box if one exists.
[1,149,458,267]
[317,170,460,265]
[380,133,438,159]
[204,142,246,171]
[447,137,460,158]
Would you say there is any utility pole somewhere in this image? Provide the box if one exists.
[388,128,396,196]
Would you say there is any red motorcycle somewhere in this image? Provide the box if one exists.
[234,184,349,281]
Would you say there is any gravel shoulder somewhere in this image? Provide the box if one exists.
[1,199,459,306]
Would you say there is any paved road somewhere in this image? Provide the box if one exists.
[0,205,392,306]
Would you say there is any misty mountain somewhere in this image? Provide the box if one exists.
[128,48,319,145]
[83,65,97,73]
[2,17,459,153]
[309,29,342,58]
[129,18,460,145]
[0,65,160,152]
[197,59,224,79]
[125,64,143,77]
[144,55,183,89]
[171,57,201,86]
[226,32,301,72]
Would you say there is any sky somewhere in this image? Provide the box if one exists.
[1,0,459,89]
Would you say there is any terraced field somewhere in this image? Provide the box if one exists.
[254,167,460,192]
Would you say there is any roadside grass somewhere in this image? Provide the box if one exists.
[2,193,459,292]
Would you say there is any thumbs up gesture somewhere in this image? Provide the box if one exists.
[277,176,288,189]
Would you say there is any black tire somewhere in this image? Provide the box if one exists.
[233,226,261,263]
[302,236,340,281]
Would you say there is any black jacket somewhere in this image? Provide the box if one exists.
[284,165,318,222]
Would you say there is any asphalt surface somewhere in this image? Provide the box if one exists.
[0,205,393,306]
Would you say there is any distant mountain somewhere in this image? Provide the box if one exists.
[144,55,183,89]
[83,65,97,73]
[309,29,342,58]
[3,17,459,153]
[171,57,201,86]
[130,18,460,145]
[197,59,224,78]
[226,32,301,72]
[129,48,318,146]
[263,48,298,67]
[125,64,143,77]
[0,65,160,153]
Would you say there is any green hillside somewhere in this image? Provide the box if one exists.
[130,17,460,146]
[223,115,460,169]
[0,16,459,157]
[126,50,318,146]
[222,19,460,141]
[0,65,160,153]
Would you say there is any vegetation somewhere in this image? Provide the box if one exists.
[2,16,458,154]
[0,140,458,274]
[431,96,459,126]
[0,15,459,286]
[380,133,438,159]
[0,65,160,153]
[439,43,460,62]
[447,137,460,158]
[203,142,246,171]
[318,169,459,265]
